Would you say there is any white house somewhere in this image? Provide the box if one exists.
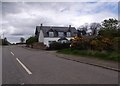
[35,24,77,47]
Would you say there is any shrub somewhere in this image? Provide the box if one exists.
[26,36,38,47]
[71,36,90,50]
[89,36,113,51]
[1,38,10,45]
[48,42,70,50]
[112,37,120,52]
[90,39,98,50]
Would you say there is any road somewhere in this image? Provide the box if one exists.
[2,45,118,84]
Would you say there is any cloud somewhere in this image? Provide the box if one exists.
[2,2,118,43]
[2,0,119,2]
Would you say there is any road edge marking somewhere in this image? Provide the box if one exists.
[16,58,32,75]
[11,52,14,56]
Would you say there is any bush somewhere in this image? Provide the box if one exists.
[71,36,90,50]
[88,36,113,51]
[1,38,10,45]
[112,37,120,52]
[26,36,38,47]
[48,42,70,50]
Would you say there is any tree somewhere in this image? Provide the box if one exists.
[20,37,25,43]
[77,23,90,36]
[89,23,101,35]
[78,23,89,31]
[102,18,118,30]
[26,36,38,47]
[1,37,10,45]
[98,18,119,51]
[98,18,119,38]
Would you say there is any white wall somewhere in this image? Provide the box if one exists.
[44,37,72,47]
[38,30,44,43]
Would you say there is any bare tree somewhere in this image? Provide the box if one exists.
[89,23,101,35]
[77,23,89,36]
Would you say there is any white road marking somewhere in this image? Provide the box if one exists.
[11,52,14,56]
[16,58,32,75]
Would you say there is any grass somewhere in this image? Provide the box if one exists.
[57,49,120,61]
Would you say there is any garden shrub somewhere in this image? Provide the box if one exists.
[26,36,38,47]
[71,36,90,50]
[48,42,70,50]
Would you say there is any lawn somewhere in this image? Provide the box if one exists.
[57,49,120,61]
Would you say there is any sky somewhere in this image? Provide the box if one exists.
[1,1,119,43]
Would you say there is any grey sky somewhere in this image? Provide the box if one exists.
[1,1,118,43]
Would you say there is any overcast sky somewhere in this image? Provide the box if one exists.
[1,1,118,43]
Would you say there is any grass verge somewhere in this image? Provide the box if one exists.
[57,49,120,61]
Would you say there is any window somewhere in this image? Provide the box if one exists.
[58,32,64,37]
[67,32,71,37]
[49,32,54,37]
[49,41,56,44]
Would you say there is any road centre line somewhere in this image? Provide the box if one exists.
[16,58,32,75]
[11,52,14,56]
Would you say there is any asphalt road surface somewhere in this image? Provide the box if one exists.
[2,45,118,84]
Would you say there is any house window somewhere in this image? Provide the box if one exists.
[49,32,54,37]
[67,32,71,37]
[49,41,56,44]
[58,32,64,37]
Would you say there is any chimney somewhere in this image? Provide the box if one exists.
[40,23,43,30]
[41,23,43,27]
[69,25,71,28]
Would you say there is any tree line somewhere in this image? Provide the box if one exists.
[71,18,120,52]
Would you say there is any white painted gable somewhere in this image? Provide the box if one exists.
[38,30,44,43]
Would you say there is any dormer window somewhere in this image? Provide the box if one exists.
[49,32,54,37]
[58,32,64,37]
[67,32,71,37]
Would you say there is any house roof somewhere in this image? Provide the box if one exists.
[36,25,77,37]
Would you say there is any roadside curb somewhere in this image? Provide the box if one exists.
[55,54,120,72]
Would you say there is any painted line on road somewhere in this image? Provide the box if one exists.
[11,52,14,56]
[16,58,32,75]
